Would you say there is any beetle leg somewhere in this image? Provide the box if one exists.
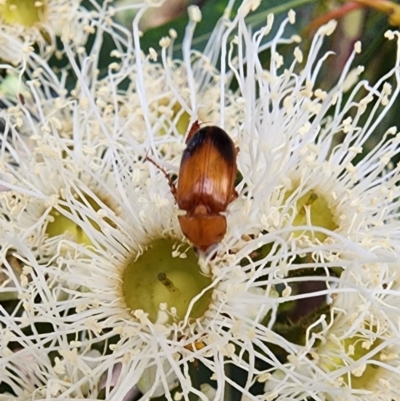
[146,154,178,199]
[185,119,202,143]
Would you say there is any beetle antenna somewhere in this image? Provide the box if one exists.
[146,153,177,198]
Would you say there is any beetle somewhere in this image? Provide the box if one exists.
[147,121,238,252]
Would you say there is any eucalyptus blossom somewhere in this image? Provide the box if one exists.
[0,0,400,400]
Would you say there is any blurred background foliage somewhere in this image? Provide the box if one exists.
[111,0,400,165]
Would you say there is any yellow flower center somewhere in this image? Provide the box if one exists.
[46,194,114,247]
[321,329,386,390]
[1,0,47,27]
[122,238,212,324]
[285,189,338,242]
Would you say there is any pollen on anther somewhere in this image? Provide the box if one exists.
[354,41,362,53]
[294,47,303,63]
[159,37,171,48]
[288,10,296,24]
[385,30,395,40]
[188,5,201,22]
[318,20,337,36]
[149,47,157,61]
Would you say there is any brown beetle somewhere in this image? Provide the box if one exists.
[147,121,238,252]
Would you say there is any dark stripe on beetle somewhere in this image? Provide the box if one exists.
[183,126,235,164]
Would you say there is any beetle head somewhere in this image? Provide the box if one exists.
[178,214,227,252]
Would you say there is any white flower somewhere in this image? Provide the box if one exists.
[0,0,103,64]
[1,1,400,400]
[0,329,107,400]
[263,265,400,401]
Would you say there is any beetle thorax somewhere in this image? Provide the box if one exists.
[178,213,227,252]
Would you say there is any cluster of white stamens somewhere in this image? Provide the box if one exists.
[0,0,399,400]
